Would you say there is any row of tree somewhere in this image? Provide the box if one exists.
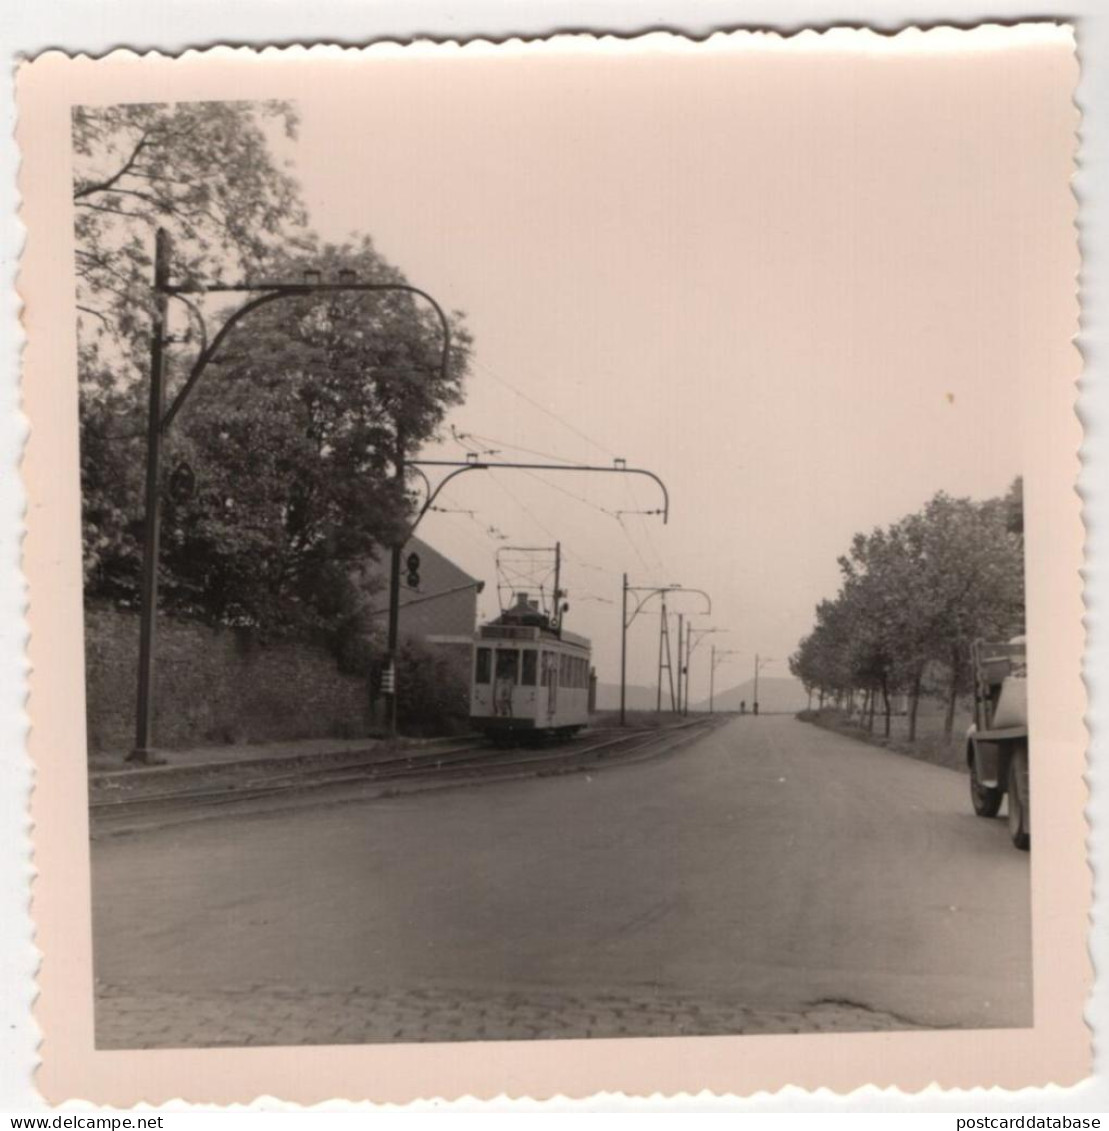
[75,101,472,658]
[789,482,1025,740]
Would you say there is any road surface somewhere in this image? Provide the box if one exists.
[92,715,1031,1047]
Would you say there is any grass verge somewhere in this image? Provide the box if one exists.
[797,707,967,772]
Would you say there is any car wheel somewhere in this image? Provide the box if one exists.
[1007,744,1030,851]
[969,752,1004,818]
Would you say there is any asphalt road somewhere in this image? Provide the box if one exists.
[91,715,1032,1045]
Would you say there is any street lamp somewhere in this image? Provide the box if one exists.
[129,228,453,762]
[620,579,710,726]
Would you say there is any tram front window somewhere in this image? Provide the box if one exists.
[495,649,519,683]
[494,649,519,717]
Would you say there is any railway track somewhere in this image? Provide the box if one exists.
[89,718,720,833]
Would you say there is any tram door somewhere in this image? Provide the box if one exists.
[543,651,558,721]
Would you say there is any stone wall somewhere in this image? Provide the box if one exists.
[85,606,371,754]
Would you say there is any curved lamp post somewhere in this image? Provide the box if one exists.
[620,580,710,726]
[130,228,452,762]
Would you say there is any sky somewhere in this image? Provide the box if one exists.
[257,29,1073,698]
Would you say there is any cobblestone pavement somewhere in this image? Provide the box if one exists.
[95,982,922,1049]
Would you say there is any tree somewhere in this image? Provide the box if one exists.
[901,489,1024,737]
[146,235,472,635]
[794,482,1025,743]
[73,100,305,378]
[74,103,475,646]
[84,233,472,639]
[393,640,471,736]
[75,101,308,589]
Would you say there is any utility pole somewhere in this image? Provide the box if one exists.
[127,229,454,762]
[619,581,709,726]
[657,595,673,713]
[683,626,726,715]
[753,653,774,716]
[664,608,676,711]
[620,573,629,726]
[553,541,563,630]
[678,619,687,714]
[384,426,406,736]
[676,613,684,715]
[709,647,739,714]
[131,229,173,763]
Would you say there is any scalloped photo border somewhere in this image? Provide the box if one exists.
[16,25,1088,1105]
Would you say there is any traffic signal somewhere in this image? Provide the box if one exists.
[405,551,421,589]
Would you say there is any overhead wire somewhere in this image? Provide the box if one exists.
[451,358,676,588]
[517,467,617,520]
[484,467,560,543]
[461,430,580,467]
[472,358,616,460]
[624,477,669,578]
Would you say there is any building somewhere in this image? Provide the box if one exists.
[363,535,484,672]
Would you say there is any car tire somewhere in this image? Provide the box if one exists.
[1007,744,1030,851]
[969,750,1004,818]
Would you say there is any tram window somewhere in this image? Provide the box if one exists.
[521,650,537,686]
[495,649,520,683]
[475,648,491,684]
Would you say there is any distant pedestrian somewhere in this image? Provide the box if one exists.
[740,700,746,715]
[753,701,759,716]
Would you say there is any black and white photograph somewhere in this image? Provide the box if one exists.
[14,25,1089,1102]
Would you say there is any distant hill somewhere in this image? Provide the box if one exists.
[594,682,667,712]
[694,675,810,715]
[594,676,809,716]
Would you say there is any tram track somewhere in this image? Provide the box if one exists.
[89,717,721,835]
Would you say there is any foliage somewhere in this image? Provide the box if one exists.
[791,482,1025,738]
[73,100,305,378]
[393,641,472,736]
[152,236,470,633]
[75,100,306,588]
[75,103,473,644]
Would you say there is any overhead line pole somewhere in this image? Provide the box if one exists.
[620,573,629,726]
[656,594,666,713]
[385,426,406,735]
[618,584,710,726]
[409,458,670,527]
[132,228,172,763]
[676,614,684,716]
[130,229,453,762]
[685,626,726,714]
[709,648,740,714]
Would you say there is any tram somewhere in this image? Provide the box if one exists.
[470,592,593,741]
